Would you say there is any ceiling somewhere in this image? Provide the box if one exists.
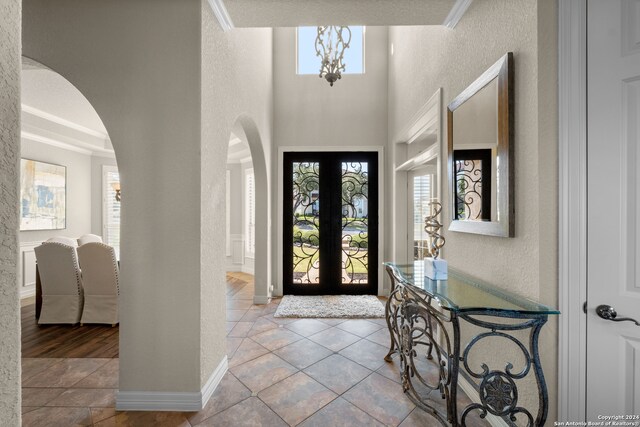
[227,133,252,164]
[212,0,469,28]
[21,59,113,156]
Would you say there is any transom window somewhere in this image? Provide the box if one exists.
[296,26,365,75]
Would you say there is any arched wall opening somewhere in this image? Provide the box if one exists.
[20,57,121,246]
[227,115,271,303]
[19,57,122,301]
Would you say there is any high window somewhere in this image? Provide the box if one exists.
[297,26,365,75]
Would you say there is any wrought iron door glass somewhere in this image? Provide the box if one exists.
[341,162,370,284]
[292,162,320,284]
[283,152,378,295]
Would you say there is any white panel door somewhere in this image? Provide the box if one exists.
[588,0,640,417]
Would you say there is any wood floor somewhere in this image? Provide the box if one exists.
[21,302,119,358]
[21,273,250,359]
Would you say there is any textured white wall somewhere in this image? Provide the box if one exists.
[20,140,93,243]
[200,0,273,384]
[0,0,21,423]
[388,0,558,418]
[273,26,388,149]
[23,0,205,394]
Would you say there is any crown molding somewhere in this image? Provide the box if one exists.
[21,131,115,157]
[22,104,109,141]
[207,0,235,32]
[442,0,473,29]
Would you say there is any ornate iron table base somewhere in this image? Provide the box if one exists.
[384,265,550,427]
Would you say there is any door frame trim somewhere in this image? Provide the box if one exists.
[277,146,385,297]
[558,0,588,420]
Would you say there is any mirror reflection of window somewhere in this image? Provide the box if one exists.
[452,78,498,222]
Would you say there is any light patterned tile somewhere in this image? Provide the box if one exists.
[250,327,303,351]
[227,310,248,321]
[74,359,119,388]
[299,397,385,427]
[308,327,361,352]
[228,322,255,338]
[258,372,337,426]
[284,319,330,337]
[195,397,286,427]
[226,322,238,335]
[90,407,116,424]
[21,407,92,426]
[228,338,270,368]
[23,358,110,388]
[343,373,415,426]
[21,388,66,407]
[336,319,383,338]
[21,358,63,383]
[339,339,388,370]
[365,327,393,347]
[247,317,279,337]
[303,354,371,394]
[188,373,251,425]
[102,411,190,426]
[316,318,348,326]
[227,337,244,359]
[45,388,116,407]
[273,339,333,370]
[230,353,298,393]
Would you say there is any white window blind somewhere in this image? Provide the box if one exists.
[102,166,120,259]
[412,173,432,261]
[245,168,255,257]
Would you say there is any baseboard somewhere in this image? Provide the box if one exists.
[20,286,35,299]
[116,356,228,411]
[457,376,509,427]
[253,295,270,304]
[200,356,228,407]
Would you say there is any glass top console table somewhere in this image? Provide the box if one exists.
[383,262,559,426]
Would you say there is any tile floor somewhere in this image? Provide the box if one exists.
[21,273,488,426]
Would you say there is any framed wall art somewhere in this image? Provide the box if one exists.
[20,159,66,231]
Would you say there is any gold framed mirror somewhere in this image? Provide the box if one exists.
[447,52,514,237]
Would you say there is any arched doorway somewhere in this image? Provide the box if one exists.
[227,115,271,304]
[20,58,124,422]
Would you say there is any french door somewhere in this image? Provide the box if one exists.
[283,152,378,295]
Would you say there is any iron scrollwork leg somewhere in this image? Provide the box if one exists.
[395,288,456,426]
[384,266,402,361]
[457,313,550,426]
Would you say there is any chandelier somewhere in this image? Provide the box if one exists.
[315,26,352,86]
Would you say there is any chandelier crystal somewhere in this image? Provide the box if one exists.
[315,26,352,87]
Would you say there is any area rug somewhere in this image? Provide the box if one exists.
[274,295,385,318]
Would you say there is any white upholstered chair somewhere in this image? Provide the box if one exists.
[77,234,103,246]
[34,242,84,325]
[77,242,119,325]
[46,236,78,247]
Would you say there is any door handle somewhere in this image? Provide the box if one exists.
[596,304,640,326]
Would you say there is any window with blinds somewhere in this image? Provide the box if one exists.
[103,166,120,259]
[245,168,255,257]
[412,173,432,261]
